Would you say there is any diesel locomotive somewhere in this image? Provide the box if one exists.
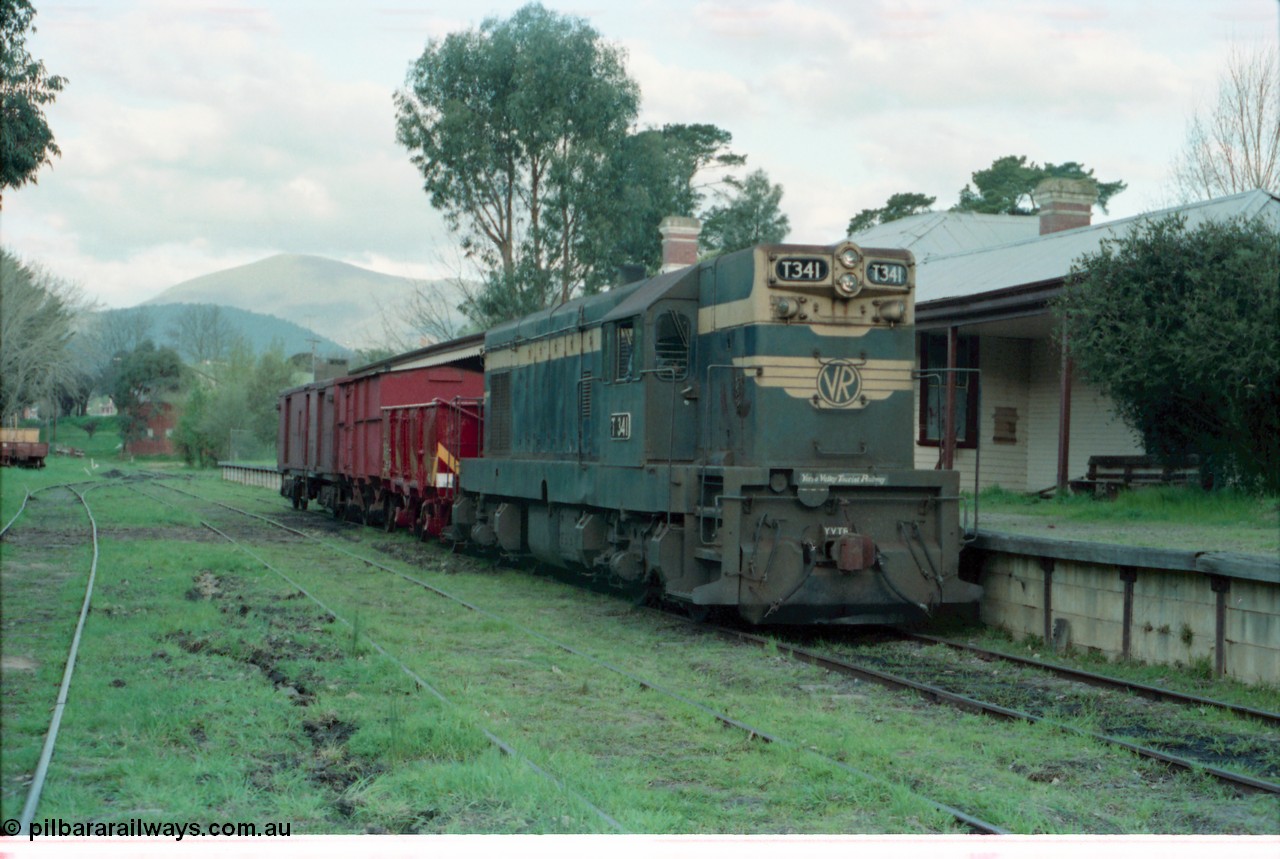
[453,239,980,624]
[279,239,982,625]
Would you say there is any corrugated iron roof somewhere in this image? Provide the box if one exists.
[851,211,1040,261]
[915,190,1280,303]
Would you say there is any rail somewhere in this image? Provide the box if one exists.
[18,485,102,835]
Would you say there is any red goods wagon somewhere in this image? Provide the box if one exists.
[336,372,381,489]
[330,364,483,525]
[278,379,340,509]
[383,396,483,536]
[277,334,485,523]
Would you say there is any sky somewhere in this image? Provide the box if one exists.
[4,0,1278,310]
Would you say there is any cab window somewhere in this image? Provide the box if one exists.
[653,310,691,380]
[611,320,637,381]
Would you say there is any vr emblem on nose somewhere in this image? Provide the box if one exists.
[816,360,861,407]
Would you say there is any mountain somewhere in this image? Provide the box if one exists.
[142,254,433,347]
[98,303,351,360]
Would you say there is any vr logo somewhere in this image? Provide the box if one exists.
[816,360,862,408]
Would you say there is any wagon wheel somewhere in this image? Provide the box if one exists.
[290,480,302,510]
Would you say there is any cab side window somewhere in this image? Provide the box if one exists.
[612,320,637,381]
[653,310,691,380]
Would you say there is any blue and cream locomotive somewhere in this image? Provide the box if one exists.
[452,239,982,624]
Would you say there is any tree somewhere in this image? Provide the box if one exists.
[395,3,639,321]
[175,343,301,466]
[574,123,744,290]
[0,250,84,422]
[700,169,790,255]
[111,341,185,446]
[1054,214,1280,492]
[1,0,66,204]
[953,156,1126,215]
[167,304,235,366]
[847,192,936,234]
[1171,44,1279,200]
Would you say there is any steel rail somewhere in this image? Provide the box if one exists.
[0,488,32,539]
[902,631,1280,728]
[708,624,1280,797]
[154,482,1008,835]
[17,485,102,836]
[132,486,625,833]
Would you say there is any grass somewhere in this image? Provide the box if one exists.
[4,464,1277,834]
[973,484,1280,555]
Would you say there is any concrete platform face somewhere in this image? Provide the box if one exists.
[973,532,1279,686]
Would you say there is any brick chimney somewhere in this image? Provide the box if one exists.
[659,216,701,273]
[1036,178,1098,235]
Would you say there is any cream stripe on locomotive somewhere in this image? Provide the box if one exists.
[484,328,603,372]
[731,355,914,409]
[697,295,914,335]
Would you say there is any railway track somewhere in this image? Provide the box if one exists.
[900,631,1280,728]
[698,624,1280,797]
[8,483,104,836]
[0,489,32,539]
[146,480,1009,834]
[132,484,627,833]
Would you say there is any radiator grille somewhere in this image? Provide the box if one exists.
[489,372,511,453]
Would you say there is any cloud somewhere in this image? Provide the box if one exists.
[8,0,1276,312]
[7,1,451,304]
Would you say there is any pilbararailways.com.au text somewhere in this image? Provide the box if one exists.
[9,817,292,840]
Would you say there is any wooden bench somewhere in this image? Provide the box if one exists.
[1070,455,1200,498]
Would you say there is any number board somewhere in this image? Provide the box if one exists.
[866,261,909,287]
[773,256,830,284]
[609,412,631,441]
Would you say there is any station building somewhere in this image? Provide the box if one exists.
[850,185,1280,494]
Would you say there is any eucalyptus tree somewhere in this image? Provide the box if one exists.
[395,3,638,323]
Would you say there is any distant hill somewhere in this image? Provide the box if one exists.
[142,254,446,347]
[98,304,351,360]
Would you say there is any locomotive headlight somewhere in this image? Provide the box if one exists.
[838,246,860,269]
[877,299,906,322]
[834,272,862,298]
[772,297,801,319]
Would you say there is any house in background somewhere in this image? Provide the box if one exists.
[851,186,1280,494]
[124,400,179,456]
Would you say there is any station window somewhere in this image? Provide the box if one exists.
[653,311,691,380]
[918,332,978,448]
